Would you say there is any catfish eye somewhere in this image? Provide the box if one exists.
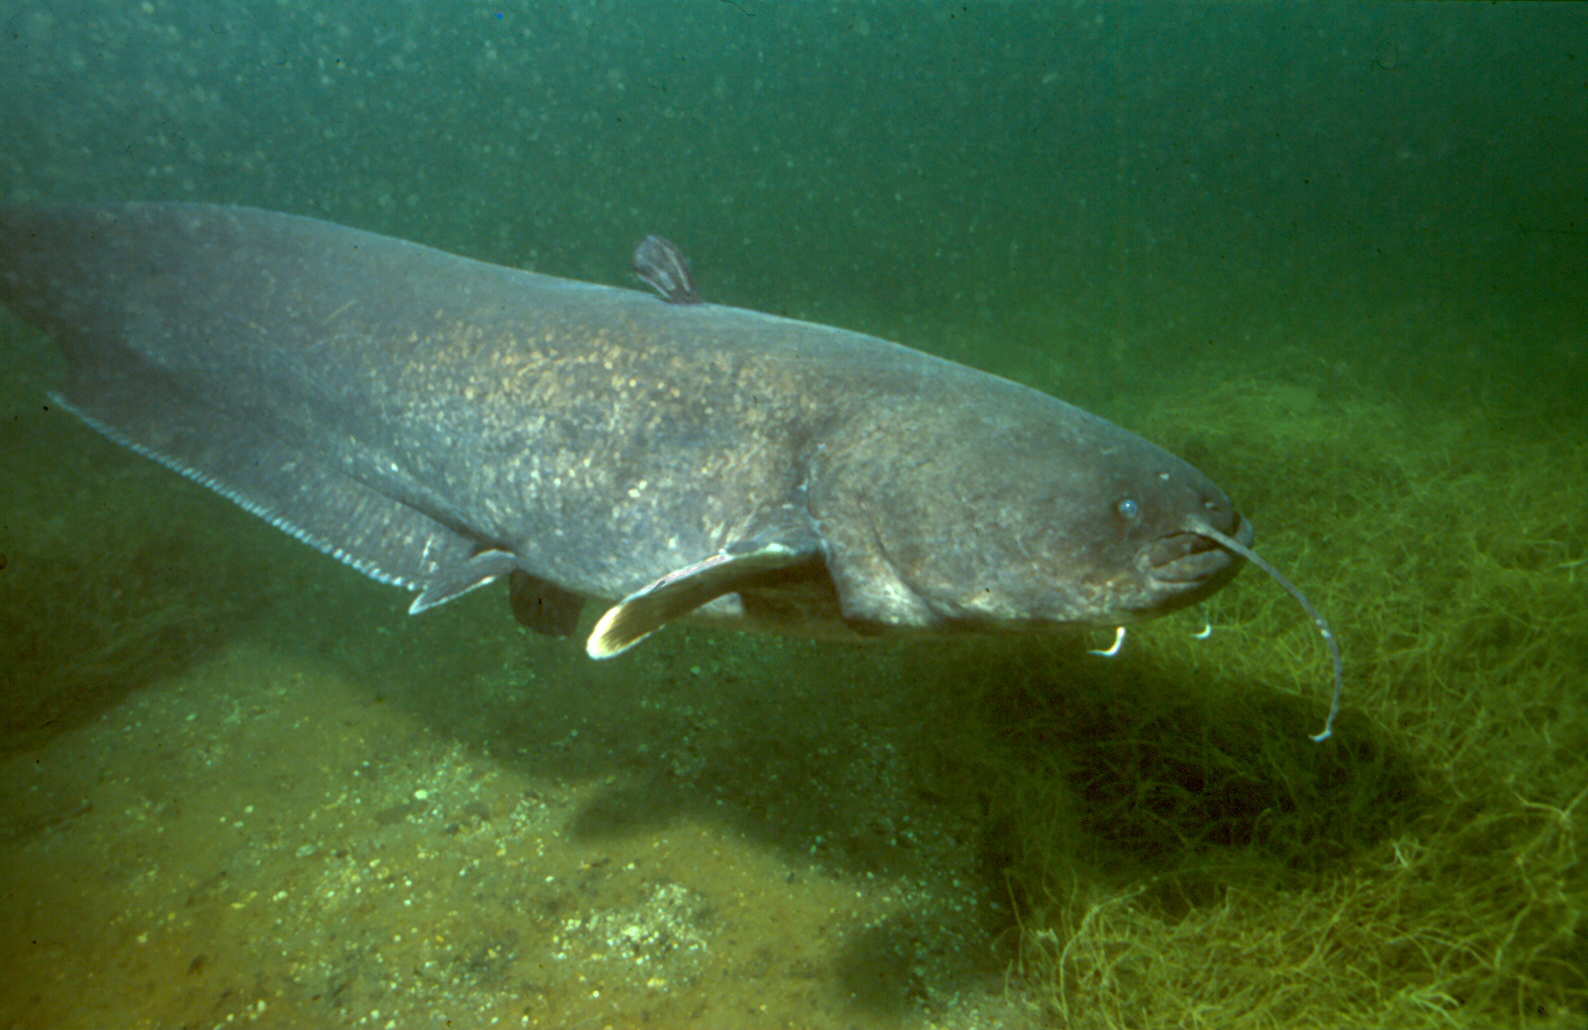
[1116,498,1140,519]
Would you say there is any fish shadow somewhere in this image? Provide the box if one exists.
[0,530,265,755]
[390,616,1424,1020]
[537,634,1422,885]
[967,643,1423,895]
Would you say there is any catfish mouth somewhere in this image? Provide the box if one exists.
[1146,512,1254,585]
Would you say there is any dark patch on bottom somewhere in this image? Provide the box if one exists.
[508,570,584,637]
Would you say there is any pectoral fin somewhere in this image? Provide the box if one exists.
[587,540,815,658]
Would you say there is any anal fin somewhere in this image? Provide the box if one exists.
[53,349,482,602]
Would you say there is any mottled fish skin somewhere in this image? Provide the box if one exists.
[0,202,1251,646]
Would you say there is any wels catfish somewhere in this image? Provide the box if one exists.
[0,203,1341,739]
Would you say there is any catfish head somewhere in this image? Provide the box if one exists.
[807,383,1251,632]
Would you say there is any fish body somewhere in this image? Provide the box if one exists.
[0,203,1253,655]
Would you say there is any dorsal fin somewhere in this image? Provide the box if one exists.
[633,234,702,304]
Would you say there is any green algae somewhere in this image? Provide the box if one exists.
[938,378,1588,1028]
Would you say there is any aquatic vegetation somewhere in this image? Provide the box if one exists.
[932,378,1588,1028]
